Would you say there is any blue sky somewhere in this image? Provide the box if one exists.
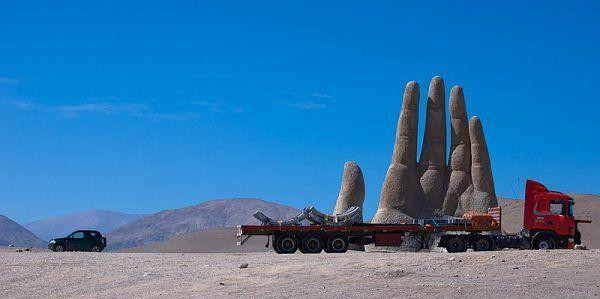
[1,1,599,223]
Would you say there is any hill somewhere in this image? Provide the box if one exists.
[498,194,600,248]
[106,198,299,250]
[0,215,46,248]
[25,210,147,241]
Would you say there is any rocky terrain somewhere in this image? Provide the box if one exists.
[0,215,45,248]
[106,198,299,250]
[1,250,599,298]
[25,210,147,242]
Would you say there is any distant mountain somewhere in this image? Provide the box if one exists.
[107,198,299,250]
[25,210,147,241]
[0,215,46,248]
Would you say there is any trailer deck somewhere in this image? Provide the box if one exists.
[237,207,502,253]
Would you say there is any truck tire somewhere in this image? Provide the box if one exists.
[473,236,493,251]
[275,233,298,254]
[273,238,282,254]
[535,236,556,250]
[322,237,331,253]
[445,236,466,253]
[326,235,348,253]
[301,235,323,254]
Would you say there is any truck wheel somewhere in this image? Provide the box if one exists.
[326,235,348,253]
[273,238,282,254]
[322,237,331,253]
[445,236,466,253]
[473,237,492,251]
[275,234,298,254]
[90,245,101,252]
[535,236,556,250]
[301,235,323,254]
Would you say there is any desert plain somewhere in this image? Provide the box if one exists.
[1,249,599,298]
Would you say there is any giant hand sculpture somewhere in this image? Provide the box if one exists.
[330,77,496,251]
[371,76,497,224]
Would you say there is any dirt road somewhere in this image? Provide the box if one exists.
[1,250,599,298]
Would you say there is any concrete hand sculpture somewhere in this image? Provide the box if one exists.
[371,76,497,224]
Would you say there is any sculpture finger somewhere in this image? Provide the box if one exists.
[372,81,420,222]
[442,86,472,215]
[419,76,447,214]
[468,116,498,212]
[391,81,420,166]
[333,161,365,222]
[333,161,366,251]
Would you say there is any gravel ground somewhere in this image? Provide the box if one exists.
[1,249,599,298]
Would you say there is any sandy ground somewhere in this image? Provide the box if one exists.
[1,249,599,298]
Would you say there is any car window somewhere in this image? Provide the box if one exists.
[89,232,97,237]
[70,232,85,239]
[550,203,563,215]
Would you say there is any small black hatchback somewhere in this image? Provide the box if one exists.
[48,230,107,252]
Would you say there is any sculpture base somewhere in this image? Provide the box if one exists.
[364,236,422,252]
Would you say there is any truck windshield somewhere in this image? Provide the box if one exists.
[568,200,574,217]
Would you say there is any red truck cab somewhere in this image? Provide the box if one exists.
[523,180,590,249]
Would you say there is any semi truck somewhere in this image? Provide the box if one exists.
[237,180,591,254]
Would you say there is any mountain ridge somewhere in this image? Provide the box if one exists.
[25,210,147,241]
[0,215,46,247]
[106,198,299,250]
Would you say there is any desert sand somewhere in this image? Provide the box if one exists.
[1,249,599,298]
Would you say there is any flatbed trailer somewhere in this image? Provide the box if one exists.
[238,208,504,253]
[237,180,591,254]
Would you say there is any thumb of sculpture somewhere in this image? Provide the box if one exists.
[333,161,366,251]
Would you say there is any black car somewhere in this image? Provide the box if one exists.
[48,230,107,252]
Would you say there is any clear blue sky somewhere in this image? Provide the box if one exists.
[1,1,599,223]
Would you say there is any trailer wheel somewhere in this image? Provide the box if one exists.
[275,234,298,254]
[534,236,556,250]
[322,237,331,253]
[273,236,282,254]
[326,235,349,253]
[445,236,466,253]
[473,236,493,251]
[301,235,323,254]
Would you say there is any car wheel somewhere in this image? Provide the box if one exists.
[535,236,556,250]
[275,234,298,254]
[445,236,466,253]
[54,244,65,252]
[90,245,101,252]
[301,235,323,254]
[326,235,348,253]
[473,237,493,251]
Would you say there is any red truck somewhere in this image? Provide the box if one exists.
[237,180,591,253]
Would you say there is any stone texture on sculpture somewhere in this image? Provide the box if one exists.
[333,161,366,251]
[366,76,497,251]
